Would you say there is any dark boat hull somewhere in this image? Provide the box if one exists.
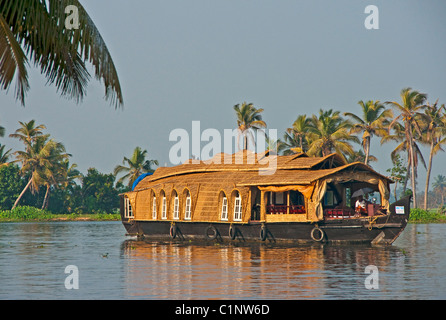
[122,196,411,245]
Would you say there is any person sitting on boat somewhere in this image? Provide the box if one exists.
[355,195,367,214]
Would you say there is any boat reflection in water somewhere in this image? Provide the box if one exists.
[121,240,403,299]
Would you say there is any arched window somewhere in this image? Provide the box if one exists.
[220,191,228,221]
[151,190,157,220]
[184,190,192,220]
[173,190,179,220]
[161,190,167,219]
[233,191,242,221]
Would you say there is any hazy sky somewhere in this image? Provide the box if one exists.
[1,0,446,186]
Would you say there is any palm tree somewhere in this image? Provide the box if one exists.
[344,100,393,165]
[347,149,377,164]
[0,144,12,166]
[9,120,46,150]
[386,154,407,202]
[40,157,79,210]
[12,134,69,209]
[0,121,10,166]
[114,147,159,188]
[283,115,311,154]
[386,88,427,208]
[380,120,426,194]
[41,159,80,209]
[420,101,446,209]
[281,131,303,155]
[306,109,359,161]
[433,174,446,207]
[263,136,283,155]
[0,0,123,107]
[233,102,267,150]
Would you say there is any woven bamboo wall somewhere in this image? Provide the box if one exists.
[134,189,151,220]
[131,171,251,223]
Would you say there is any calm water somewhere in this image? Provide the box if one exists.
[0,221,445,299]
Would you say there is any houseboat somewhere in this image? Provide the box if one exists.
[120,150,410,244]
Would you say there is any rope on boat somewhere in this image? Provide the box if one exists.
[368,216,379,230]
[367,213,391,230]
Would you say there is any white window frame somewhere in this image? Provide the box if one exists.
[185,194,192,220]
[234,194,242,221]
[162,195,167,219]
[173,195,180,220]
[124,197,133,218]
[152,196,157,219]
[221,196,228,221]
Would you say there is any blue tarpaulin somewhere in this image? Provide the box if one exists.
[132,172,153,191]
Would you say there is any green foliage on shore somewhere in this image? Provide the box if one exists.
[1,206,445,224]
[409,208,446,223]
[0,206,120,222]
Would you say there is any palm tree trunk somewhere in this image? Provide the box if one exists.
[42,185,50,210]
[409,138,417,208]
[364,137,370,165]
[403,157,410,193]
[12,178,32,210]
[442,191,444,207]
[424,140,434,210]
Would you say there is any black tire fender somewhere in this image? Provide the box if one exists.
[169,224,177,239]
[260,225,267,241]
[205,225,218,240]
[310,226,325,242]
[229,225,236,240]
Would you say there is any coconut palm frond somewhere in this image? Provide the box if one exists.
[0,0,123,107]
[114,147,158,188]
[233,102,267,150]
[0,13,29,105]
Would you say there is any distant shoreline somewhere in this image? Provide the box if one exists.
[1,206,445,223]
[0,207,121,222]
[0,216,121,222]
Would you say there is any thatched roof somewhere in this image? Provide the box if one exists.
[132,150,391,192]
[236,162,392,187]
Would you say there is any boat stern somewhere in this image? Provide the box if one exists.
[370,195,411,245]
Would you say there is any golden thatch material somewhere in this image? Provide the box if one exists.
[124,150,392,223]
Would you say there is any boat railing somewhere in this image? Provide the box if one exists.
[266,205,306,214]
[324,208,354,219]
